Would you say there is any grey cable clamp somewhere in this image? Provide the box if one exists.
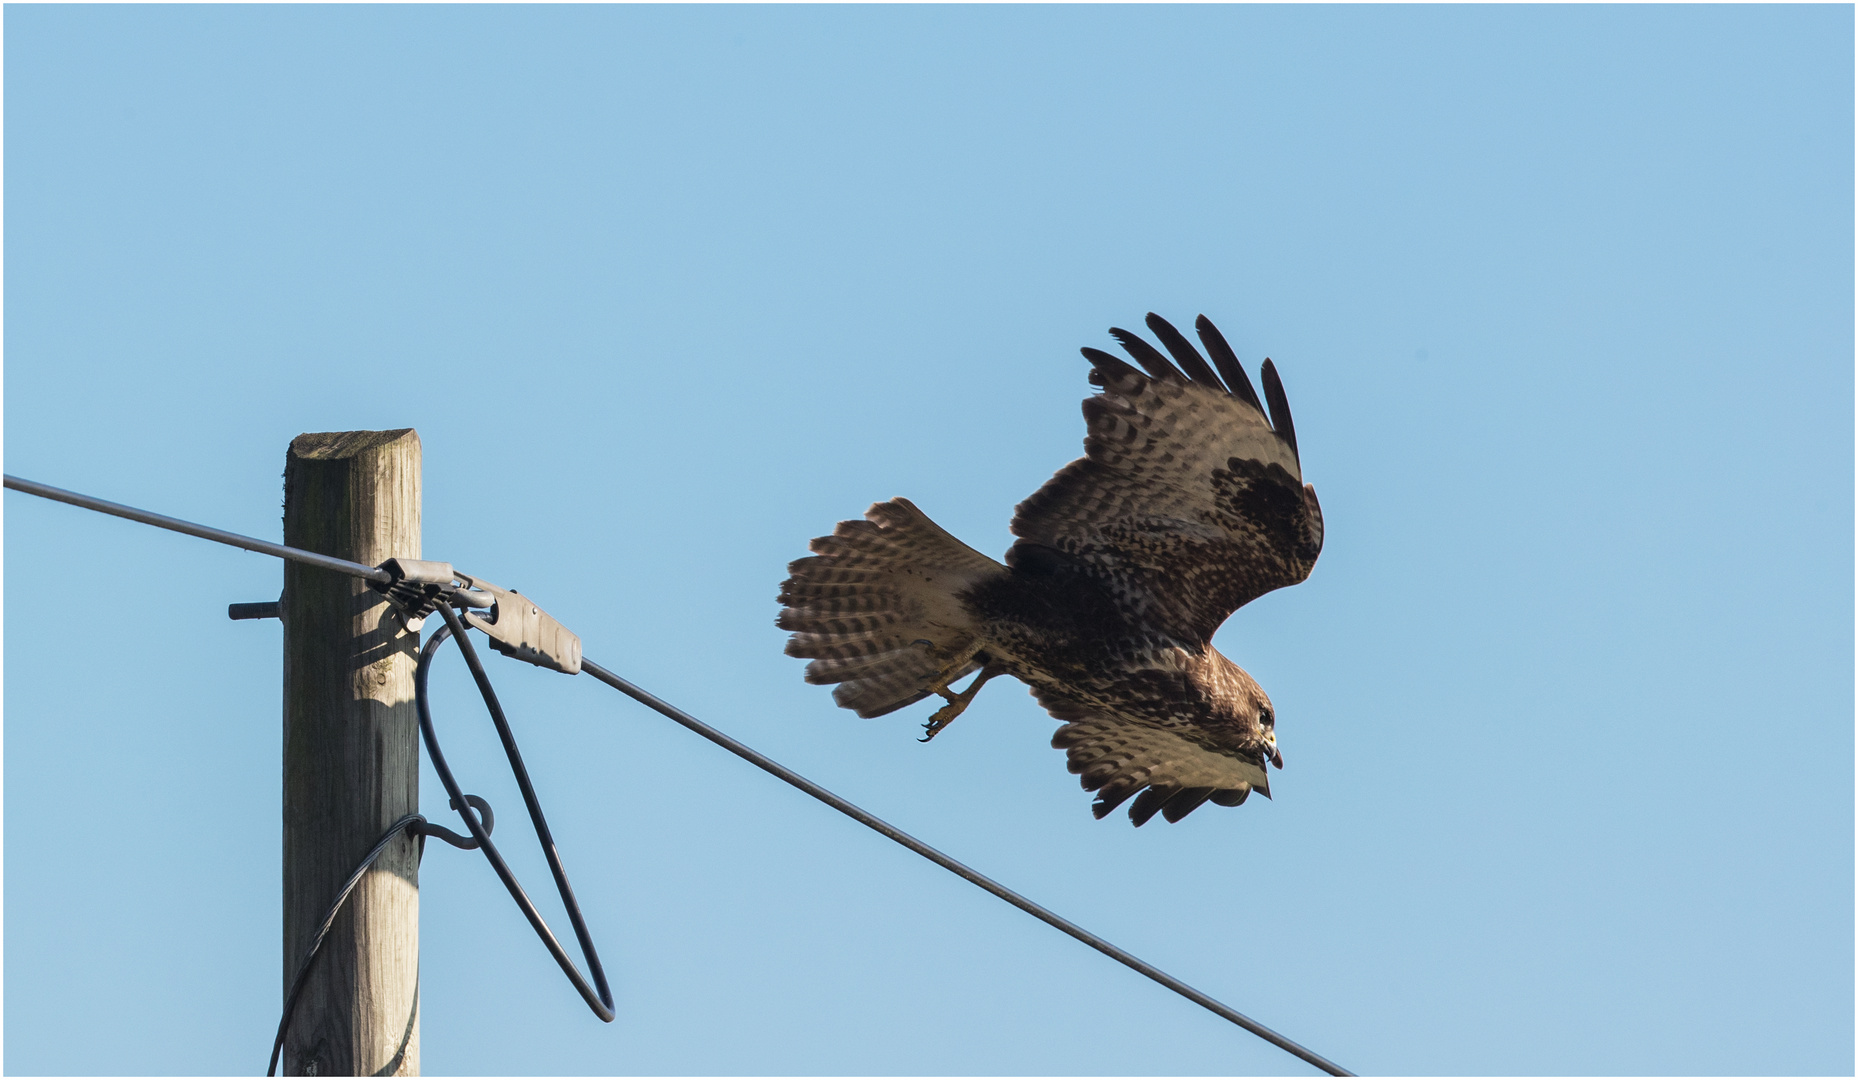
[372,558,582,675]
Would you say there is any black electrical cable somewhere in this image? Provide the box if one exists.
[419,605,616,1022]
[579,659,1354,1078]
[272,611,618,1072]
[267,812,423,1077]
[267,800,498,1076]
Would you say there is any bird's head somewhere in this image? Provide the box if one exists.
[1198,648,1284,771]
[1230,664,1283,769]
[1258,704,1283,769]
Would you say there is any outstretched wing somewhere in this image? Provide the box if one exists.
[1008,313,1324,645]
[1035,686,1267,826]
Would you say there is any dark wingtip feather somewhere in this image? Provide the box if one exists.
[1259,359,1299,459]
[1194,315,1267,416]
[1108,327,1185,382]
[1091,776,1142,819]
[1127,785,1179,827]
[1144,313,1225,391]
[1080,346,1143,387]
[1159,786,1217,823]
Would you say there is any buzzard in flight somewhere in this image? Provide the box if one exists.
[777,314,1324,825]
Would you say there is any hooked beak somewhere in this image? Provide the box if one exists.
[1263,731,1284,769]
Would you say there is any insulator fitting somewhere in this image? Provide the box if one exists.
[454,572,583,675]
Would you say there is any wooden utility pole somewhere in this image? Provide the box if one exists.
[281,429,422,1077]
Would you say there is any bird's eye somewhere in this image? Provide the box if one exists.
[1259,709,1274,728]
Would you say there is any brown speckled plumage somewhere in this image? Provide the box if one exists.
[778,314,1324,825]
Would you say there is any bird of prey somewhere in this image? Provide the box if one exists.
[777,314,1324,825]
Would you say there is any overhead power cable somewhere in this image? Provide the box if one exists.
[579,659,1352,1075]
[4,473,393,583]
[4,472,1354,1078]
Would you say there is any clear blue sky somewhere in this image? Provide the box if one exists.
[4,5,1850,1076]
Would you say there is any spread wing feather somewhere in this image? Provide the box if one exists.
[1142,311,1226,391]
[1009,314,1324,645]
[1042,686,1268,826]
[1193,315,1267,416]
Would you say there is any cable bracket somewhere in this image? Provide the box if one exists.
[454,572,583,674]
[362,559,581,673]
[369,557,461,625]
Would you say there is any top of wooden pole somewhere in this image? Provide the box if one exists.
[289,429,418,461]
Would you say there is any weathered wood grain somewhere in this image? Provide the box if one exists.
[282,429,421,1077]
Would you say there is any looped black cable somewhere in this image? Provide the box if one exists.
[418,604,615,1022]
[266,805,495,1077]
[268,609,613,1076]
[420,794,496,849]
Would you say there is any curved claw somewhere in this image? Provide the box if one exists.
[919,699,965,742]
[918,664,1005,742]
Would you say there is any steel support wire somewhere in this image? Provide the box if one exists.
[579,659,1353,1078]
[420,605,615,1022]
[3,473,393,583]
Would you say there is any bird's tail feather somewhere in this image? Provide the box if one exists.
[779,497,1004,718]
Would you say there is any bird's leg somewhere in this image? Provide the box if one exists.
[913,638,984,698]
[920,662,1005,742]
